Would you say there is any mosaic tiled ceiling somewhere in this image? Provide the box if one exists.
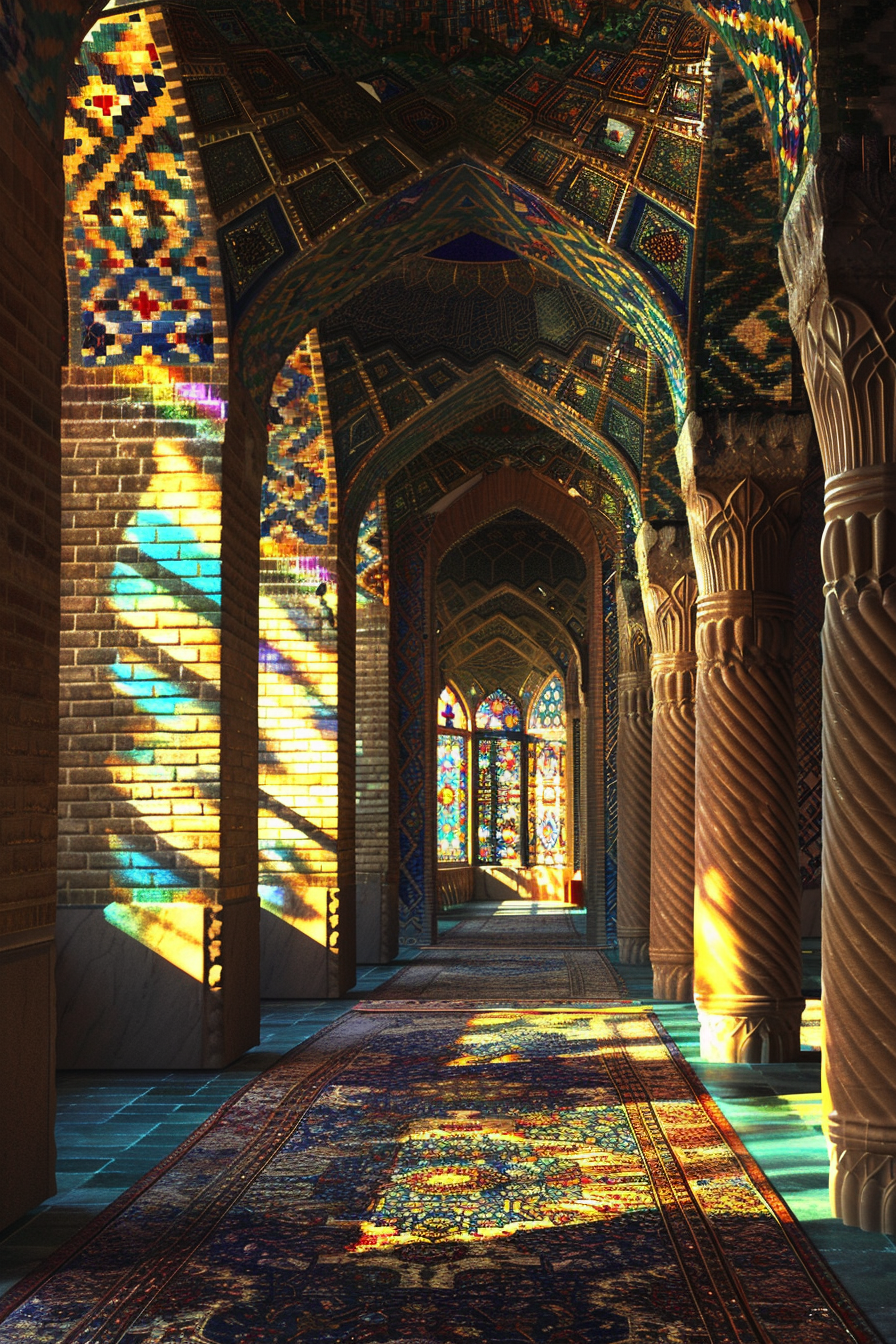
[436,509,588,701]
[386,405,626,543]
[152,0,715,414]
[318,256,655,500]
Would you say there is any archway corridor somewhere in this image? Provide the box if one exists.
[3,0,896,1334]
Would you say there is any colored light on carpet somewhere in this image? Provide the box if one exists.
[0,1009,878,1342]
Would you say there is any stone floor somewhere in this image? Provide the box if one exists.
[1,924,894,1341]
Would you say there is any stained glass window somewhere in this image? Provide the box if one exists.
[529,674,565,734]
[475,689,521,731]
[438,685,468,731]
[477,737,522,864]
[529,740,566,864]
[437,733,468,863]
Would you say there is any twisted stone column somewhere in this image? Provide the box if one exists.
[637,524,697,1001]
[677,412,811,1062]
[615,577,652,964]
[781,146,896,1231]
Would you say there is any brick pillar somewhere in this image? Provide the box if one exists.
[57,368,263,1067]
[0,73,63,1229]
[257,336,355,998]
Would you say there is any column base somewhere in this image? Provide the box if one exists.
[652,962,693,1002]
[830,1146,896,1233]
[696,996,803,1063]
[618,935,650,964]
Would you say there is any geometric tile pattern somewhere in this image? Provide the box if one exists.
[64,13,215,367]
[356,492,388,602]
[261,337,331,550]
[695,58,793,406]
[289,164,364,237]
[621,196,693,316]
[199,134,270,215]
[637,130,701,210]
[699,0,818,200]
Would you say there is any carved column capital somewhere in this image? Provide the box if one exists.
[636,521,698,666]
[780,149,896,478]
[675,411,812,595]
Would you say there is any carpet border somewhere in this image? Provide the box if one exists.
[0,1015,352,1324]
[649,1013,887,1344]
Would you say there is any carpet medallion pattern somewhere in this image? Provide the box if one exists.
[0,1009,878,1343]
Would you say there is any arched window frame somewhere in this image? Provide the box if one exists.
[436,684,470,865]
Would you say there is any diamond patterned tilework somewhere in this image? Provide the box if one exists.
[558,164,621,235]
[207,8,257,44]
[282,44,333,81]
[183,77,244,130]
[609,354,647,405]
[640,358,684,522]
[357,493,388,601]
[233,50,302,109]
[304,77,382,140]
[621,195,693,314]
[263,116,325,173]
[388,98,458,153]
[64,12,214,367]
[290,164,365,237]
[348,139,415,193]
[262,338,331,549]
[463,100,531,150]
[538,85,597,135]
[639,6,682,49]
[505,138,569,188]
[327,369,367,420]
[165,5,219,60]
[574,48,627,90]
[672,16,710,60]
[663,77,705,120]
[611,54,663,105]
[219,196,298,318]
[504,67,561,109]
[418,363,460,397]
[335,408,383,480]
[380,380,426,429]
[638,130,701,209]
[696,59,792,404]
[199,135,271,216]
[365,353,404,386]
[357,68,415,103]
[583,114,640,161]
[603,399,644,469]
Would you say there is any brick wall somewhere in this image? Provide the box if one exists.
[0,71,64,1228]
[57,366,261,1066]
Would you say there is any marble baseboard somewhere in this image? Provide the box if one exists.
[0,933,56,1229]
[259,910,328,998]
[56,907,207,1069]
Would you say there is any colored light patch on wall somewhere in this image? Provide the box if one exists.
[65,14,214,367]
[99,397,227,926]
[104,902,206,981]
[258,571,339,941]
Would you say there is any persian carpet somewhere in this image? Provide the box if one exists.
[439,907,585,948]
[372,948,626,1000]
[0,1007,880,1343]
